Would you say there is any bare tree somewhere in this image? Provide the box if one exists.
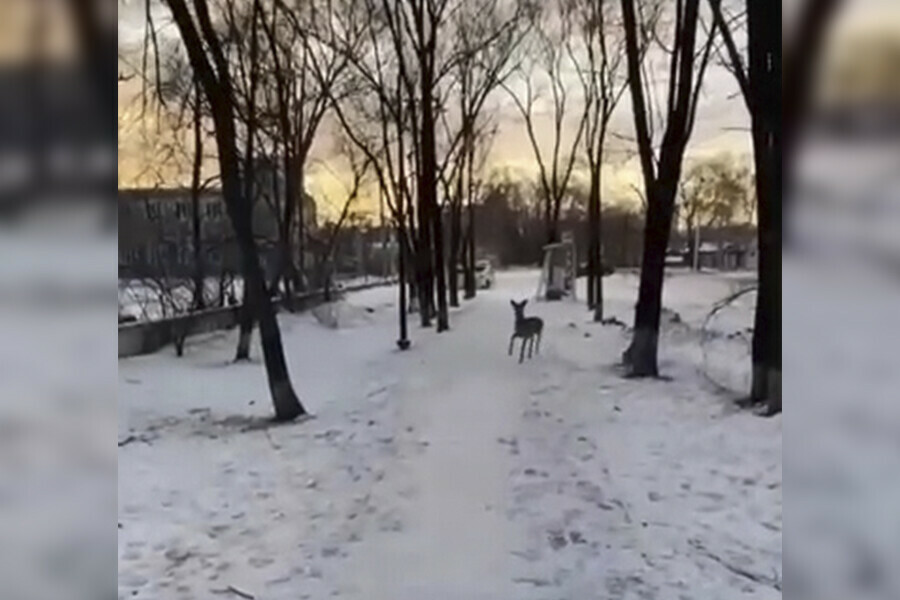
[307,141,373,299]
[620,0,717,376]
[155,47,211,311]
[226,0,265,362]
[402,0,454,332]
[679,153,749,268]
[444,0,528,303]
[502,2,588,246]
[323,0,419,344]
[440,117,497,305]
[326,0,527,337]
[565,0,628,320]
[249,0,356,303]
[329,0,493,332]
[324,0,443,328]
[161,0,307,421]
[189,79,207,309]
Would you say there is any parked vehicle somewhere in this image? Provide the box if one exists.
[475,259,494,289]
[456,259,495,290]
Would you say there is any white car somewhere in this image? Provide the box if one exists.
[456,259,495,290]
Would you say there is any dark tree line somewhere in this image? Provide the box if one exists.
[473,171,648,270]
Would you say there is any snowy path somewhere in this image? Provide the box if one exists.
[118,269,780,600]
[344,292,535,599]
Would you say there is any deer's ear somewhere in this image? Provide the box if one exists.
[521,299,528,307]
[510,300,515,307]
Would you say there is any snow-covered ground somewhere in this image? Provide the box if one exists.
[118,268,779,600]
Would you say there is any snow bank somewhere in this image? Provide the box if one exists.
[311,300,377,330]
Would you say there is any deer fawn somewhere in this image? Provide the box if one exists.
[509,299,544,363]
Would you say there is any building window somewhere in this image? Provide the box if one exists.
[147,246,162,266]
[175,202,190,220]
[145,201,160,220]
[179,246,191,266]
[122,247,143,265]
[205,202,224,219]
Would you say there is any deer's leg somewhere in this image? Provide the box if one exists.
[508,334,515,356]
[528,336,534,358]
[519,338,526,363]
[535,332,541,355]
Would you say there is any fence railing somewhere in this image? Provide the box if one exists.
[118,278,396,358]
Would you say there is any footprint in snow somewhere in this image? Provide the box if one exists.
[548,530,568,550]
[513,576,552,587]
[569,530,586,544]
[249,556,274,568]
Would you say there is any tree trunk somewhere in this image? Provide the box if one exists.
[685,219,699,270]
[217,270,226,307]
[280,149,296,311]
[619,0,706,377]
[409,278,419,314]
[748,117,774,405]
[544,191,554,245]
[415,240,432,326]
[415,204,433,326]
[399,227,418,315]
[765,0,783,418]
[396,224,410,349]
[164,0,306,421]
[746,0,782,415]
[417,52,443,329]
[449,200,461,307]
[296,159,307,292]
[234,295,254,361]
[252,272,305,421]
[767,149,782,415]
[190,89,205,311]
[432,204,450,331]
[464,191,476,299]
[587,182,597,310]
[279,240,294,308]
[587,165,603,319]
[380,192,390,278]
[749,273,769,402]
[551,194,563,245]
[623,182,676,376]
[593,171,605,323]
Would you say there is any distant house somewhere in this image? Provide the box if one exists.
[688,242,756,271]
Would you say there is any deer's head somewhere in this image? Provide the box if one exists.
[510,299,528,320]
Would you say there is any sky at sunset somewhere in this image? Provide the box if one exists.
[116,0,756,221]
[110,0,900,219]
